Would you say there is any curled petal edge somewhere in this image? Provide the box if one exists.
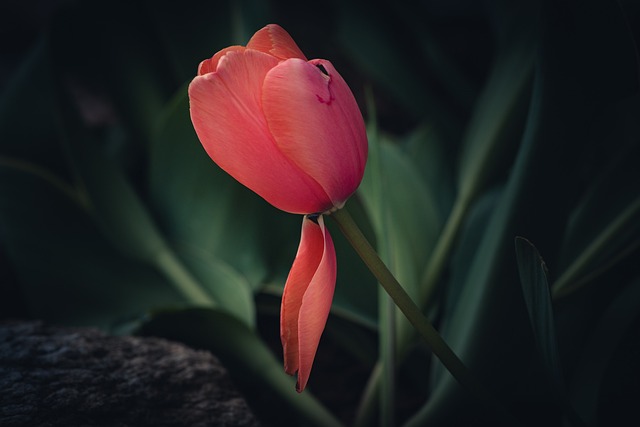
[247,24,307,60]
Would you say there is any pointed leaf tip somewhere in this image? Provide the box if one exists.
[515,236,566,398]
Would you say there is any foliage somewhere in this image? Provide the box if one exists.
[1,0,639,425]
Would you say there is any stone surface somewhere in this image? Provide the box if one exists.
[0,320,260,427]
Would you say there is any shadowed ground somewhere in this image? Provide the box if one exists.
[0,321,260,427]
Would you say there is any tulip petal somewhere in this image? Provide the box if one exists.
[280,215,336,392]
[189,49,333,214]
[262,58,368,208]
[197,46,245,75]
[247,24,307,60]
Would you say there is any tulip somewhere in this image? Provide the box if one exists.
[189,24,368,392]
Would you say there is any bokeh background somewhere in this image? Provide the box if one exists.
[1,0,639,426]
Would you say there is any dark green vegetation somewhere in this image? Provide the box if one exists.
[1,0,639,426]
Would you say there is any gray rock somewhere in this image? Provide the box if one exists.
[0,321,260,427]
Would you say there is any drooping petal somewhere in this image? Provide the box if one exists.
[280,216,324,376]
[280,215,336,392]
[188,49,333,214]
[246,24,307,60]
[262,58,368,209]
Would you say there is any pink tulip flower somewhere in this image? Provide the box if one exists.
[188,24,368,392]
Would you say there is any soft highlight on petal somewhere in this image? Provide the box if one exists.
[188,49,333,214]
[262,58,368,208]
[280,215,336,392]
[197,46,245,75]
[247,24,307,60]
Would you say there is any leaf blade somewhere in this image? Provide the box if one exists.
[515,237,565,397]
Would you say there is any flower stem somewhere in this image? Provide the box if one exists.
[331,207,520,425]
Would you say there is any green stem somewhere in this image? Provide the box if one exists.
[331,207,520,425]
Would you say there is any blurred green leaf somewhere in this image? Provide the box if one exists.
[359,126,441,380]
[515,237,565,396]
[58,100,169,264]
[554,197,640,299]
[0,35,70,181]
[149,88,268,290]
[408,0,639,424]
[416,36,534,310]
[359,132,441,303]
[178,251,255,327]
[407,62,543,427]
[357,115,444,425]
[593,302,640,427]
[443,186,502,319]
[555,97,640,297]
[137,307,344,427]
[335,2,447,125]
[568,277,640,425]
[55,75,262,327]
[0,165,184,328]
[388,3,480,113]
[456,39,533,206]
[404,124,455,224]
[0,28,191,329]
[326,316,378,367]
[50,2,174,146]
